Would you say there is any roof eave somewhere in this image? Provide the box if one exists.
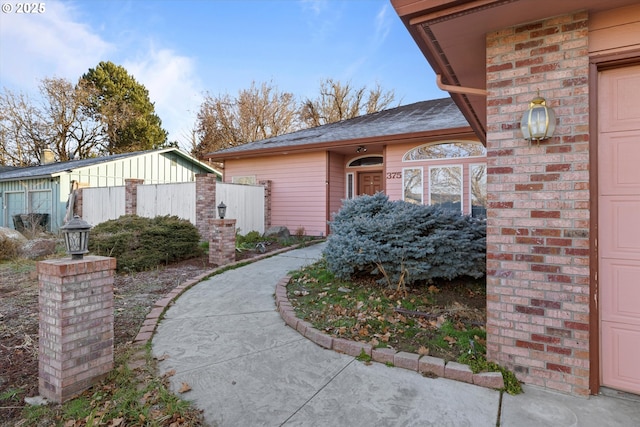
[206,126,476,161]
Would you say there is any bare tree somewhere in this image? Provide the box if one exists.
[0,78,105,166]
[193,81,299,158]
[300,78,396,127]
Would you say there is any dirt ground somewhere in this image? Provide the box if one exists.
[0,243,286,423]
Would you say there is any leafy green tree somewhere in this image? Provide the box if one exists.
[80,61,167,154]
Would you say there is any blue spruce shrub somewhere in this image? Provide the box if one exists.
[324,193,486,286]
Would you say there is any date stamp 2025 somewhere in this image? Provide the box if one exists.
[2,3,46,14]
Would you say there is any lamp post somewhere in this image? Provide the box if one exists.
[60,215,91,260]
[520,95,556,143]
[217,202,227,220]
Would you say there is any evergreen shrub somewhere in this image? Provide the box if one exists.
[89,215,203,272]
[324,193,486,286]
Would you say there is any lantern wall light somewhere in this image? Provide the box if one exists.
[520,95,556,143]
[60,215,91,260]
[217,202,227,219]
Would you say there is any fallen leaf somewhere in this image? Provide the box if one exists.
[436,315,446,328]
[418,346,430,356]
[428,285,440,294]
[444,335,457,345]
[108,418,124,427]
[179,382,192,393]
[164,369,176,377]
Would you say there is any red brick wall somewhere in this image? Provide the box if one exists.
[37,256,116,402]
[209,219,237,266]
[196,173,217,240]
[125,179,144,216]
[485,12,591,395]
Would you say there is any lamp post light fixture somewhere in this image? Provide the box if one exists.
[520,95,556,143]
[217,202,227,220]
[60,215,91,260]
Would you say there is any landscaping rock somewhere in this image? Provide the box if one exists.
[264,226,290,239]
[0,226,27,244]
[19,238,57,259]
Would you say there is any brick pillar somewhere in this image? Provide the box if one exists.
[125,179,144,215]
[209,219,236,266]
[37,256,117,403]
[485,12,591,395]
[259,180,272,231]
[74,189,83,218]
[196,174,217,241]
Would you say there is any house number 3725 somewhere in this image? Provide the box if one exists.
[386,172,401,179]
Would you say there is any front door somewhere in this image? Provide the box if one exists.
[358,172,383,196]
[599,64,640,395]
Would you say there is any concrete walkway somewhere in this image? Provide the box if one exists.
[152,243,640,426]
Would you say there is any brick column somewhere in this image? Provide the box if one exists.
[209,219,236,266]
[196,174,217,241]
[37,256,116,403]
[485,12,591,395]
[259,180,272,232]
[125,179,144,215]
[74,189,83,219]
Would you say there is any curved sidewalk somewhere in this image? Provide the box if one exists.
[152,243,640,427]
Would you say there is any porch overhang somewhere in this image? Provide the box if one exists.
[391,0,640,143]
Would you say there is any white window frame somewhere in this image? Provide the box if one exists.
[346,172,354,199]
[428,164,463,213]
[469,163,487,218]
[402,167,423,205]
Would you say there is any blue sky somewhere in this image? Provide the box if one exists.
[0,0,442,149]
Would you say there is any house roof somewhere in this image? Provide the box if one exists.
[391,0,639,143]
[0,148,220,182]
[206,98,472,160]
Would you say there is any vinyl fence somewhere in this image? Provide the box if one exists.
[82,182,265,234]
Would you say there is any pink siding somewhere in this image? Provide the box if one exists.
[328,152,346,226]
[224,152,328,236]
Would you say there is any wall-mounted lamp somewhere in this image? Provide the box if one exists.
[520,95,556,143]
[356,146,367,153]
[217,201,227,219]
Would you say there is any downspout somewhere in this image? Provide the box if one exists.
[436,74,487,97]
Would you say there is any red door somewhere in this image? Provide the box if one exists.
[599,64,640,395]
[358,172,383,196]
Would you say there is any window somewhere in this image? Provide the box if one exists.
[429,166,462,212]
[470,164,487,217]
[232,176,257,185]
[347,156,383,167]
[403,168,423,204]
[346,173,354,199]
[403,141,486,161]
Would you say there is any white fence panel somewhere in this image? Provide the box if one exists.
[82,186,126,226]
[137,182,196,223]
[217,183,265,234]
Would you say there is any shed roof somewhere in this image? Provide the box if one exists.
[0,148,220,182]
[207,97,469,159]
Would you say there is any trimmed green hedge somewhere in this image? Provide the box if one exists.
[89,215,203,272]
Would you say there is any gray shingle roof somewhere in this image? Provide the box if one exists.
[0,151,151,181]
[210,97,468,156]
[0,148,219,181]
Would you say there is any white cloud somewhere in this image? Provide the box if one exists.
[0,1,113,88]
[124,48,203,149]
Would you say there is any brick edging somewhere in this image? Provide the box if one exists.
[133,241,325,345]
[275,276,505,391]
